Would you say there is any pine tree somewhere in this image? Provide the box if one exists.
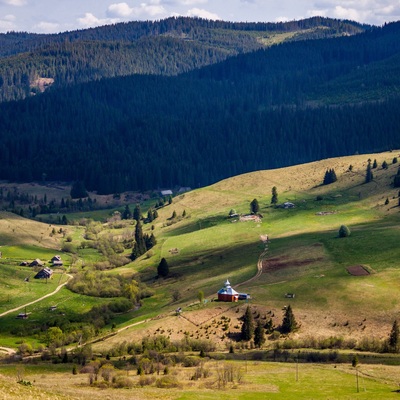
[131,220,146,260]
[389,320,399,352]
[254,319,266,348]
[147,208,154,222]
[271,186,278,205]
[122,204,132,220]
[250,198,260,214]
[157,258,169,277]
[281,305,298,334]
[323,168,337,185]
[365,160,374,183]
[372,159,378,169]
[133,204,141,221]
[382,160,388,169]
[241,306,255,341]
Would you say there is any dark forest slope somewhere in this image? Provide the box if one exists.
[0,22,398,194]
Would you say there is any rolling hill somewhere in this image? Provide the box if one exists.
[0,151,400,398]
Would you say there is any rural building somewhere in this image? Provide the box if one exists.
[30,258,44,267]
[161,189,173,196]
[34,267,53,279]
[217,279,239,302]
[51,255,63,266]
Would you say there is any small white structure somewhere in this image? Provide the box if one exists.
[161,190,173,196]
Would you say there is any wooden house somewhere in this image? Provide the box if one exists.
[34,267,53,279]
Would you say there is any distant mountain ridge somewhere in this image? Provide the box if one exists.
[0,16,369,103]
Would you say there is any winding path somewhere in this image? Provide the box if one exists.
[0,274,73,318]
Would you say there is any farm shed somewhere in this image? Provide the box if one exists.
[51,255,63,266]
[34,267,53,279]
[218,280,239,302]
[30,258,44,267]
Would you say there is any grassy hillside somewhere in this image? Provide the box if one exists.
[1,151,400,397]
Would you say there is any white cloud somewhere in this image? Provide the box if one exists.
[33,21,60,33]
[0,0,27,6]
[274,16,291,22]
[0,14,15,31]
[308,0,400,24]
[333,5,365,21]
[77,12,118,28]
[187,7,220,19]
[107,2,166,19]
[180,0,207,5]
[108,3,134,18]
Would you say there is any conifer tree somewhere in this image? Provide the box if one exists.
[157,257,169,277]
[271,186,278,205]
[122,204,132,220]
[281,305,298,334]
[133,204,141,221]
[389,320,399,352]
[254,319,266,348]
[241,306,255,341]
[131,220,147,260]
[365,160,374,183]
[250,198,260,214]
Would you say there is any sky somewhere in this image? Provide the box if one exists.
[0,0,399,34]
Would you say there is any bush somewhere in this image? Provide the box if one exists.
[338,225,351,238]
[155,376,180,388]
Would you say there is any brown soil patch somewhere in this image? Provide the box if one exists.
[346,265,370,276]
[262,256,324,272]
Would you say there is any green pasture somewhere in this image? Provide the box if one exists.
[176,362,400,400]
[0,245,60,262]
[0,286,111,348]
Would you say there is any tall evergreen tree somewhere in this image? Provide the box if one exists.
[241,306,255,341]
[157,257,169,277]
[365,160,374,183]
[271,186,278,205]
[280,305,298,334]
[122,204,132,220]
[131,220,146,260]
[323,168,337,185]
[389,320,399,352]
[133,204,142,221]
[250,198,260,214]
[254,319,266,348]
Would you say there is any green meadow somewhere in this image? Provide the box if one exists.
[1,151,400,398]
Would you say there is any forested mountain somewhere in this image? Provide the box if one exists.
[0,17,368,103]
[0,20,399,194]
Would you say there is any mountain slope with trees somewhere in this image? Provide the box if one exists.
[0,21,399,194]
[0,17,368,103]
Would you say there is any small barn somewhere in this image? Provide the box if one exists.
[217,279,239,302]
[30,258,44,267]
[51,255,63,266]
[34,267,53,279]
